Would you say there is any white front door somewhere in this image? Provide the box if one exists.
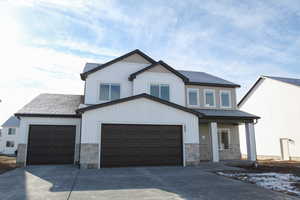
[280,138,290,160]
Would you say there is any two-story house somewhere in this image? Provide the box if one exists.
[0,116,20,155]
[14,49,259,168]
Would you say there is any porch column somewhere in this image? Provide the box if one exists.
[210,122,219,162]
[245,122,257,161]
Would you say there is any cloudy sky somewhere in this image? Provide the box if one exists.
[1,0,300,124]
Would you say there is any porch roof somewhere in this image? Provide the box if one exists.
[194,109,260,120]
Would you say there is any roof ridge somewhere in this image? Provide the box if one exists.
[263,75,300,80]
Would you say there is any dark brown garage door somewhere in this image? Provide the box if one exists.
[27,125,76,165]
[101,124,183,167]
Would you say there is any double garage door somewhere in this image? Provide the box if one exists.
[101,124,183,167]
[26,124,183,167]
[27,125,76,165]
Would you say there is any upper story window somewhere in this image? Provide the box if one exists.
[150,84,170,101]
[220,90,231,108]
[204,89,215,107]
[187,88,199,107]
[8,128,16,135]
[218,128,230,150]
[6,141,14,148]
[99,83,120,101]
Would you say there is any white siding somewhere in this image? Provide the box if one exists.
[0,127,19,154]
[18,117,81,163]
[133,72,186,106]
[239,78,300,158]
[84,61,149,104]
[81,98,199,144]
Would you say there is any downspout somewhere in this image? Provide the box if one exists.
[78,114,82,168]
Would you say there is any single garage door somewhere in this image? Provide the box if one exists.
[27,125,76,165]
[101,124,183,167]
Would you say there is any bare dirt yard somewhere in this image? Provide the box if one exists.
[218,160,300,197]
[240,160,300,176]
[0,155,16,174]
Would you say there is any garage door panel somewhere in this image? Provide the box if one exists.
[101,124,183,167]
[27,125,76,165]
[103,158,181,167]
[102,146,182,153]
[102,138,182,143]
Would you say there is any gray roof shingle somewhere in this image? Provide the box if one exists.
[15,93,83,116]
[193,109,259,119]
[2,116,20,127]
[178,70,240,87]
[83,63,101,73]
[264,76,300,87]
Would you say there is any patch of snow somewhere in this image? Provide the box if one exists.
[217,172,300,196]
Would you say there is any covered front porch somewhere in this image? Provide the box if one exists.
[194,109,260,163]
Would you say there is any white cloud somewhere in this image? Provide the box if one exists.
[13,0,141,26]
[1,0,300,124]
[33,38,124,58]
[0,42,105,124]
[194,0,277,29]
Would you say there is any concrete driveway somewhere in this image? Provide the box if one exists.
[0,165,298,200]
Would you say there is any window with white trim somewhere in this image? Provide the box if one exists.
[6,141,14,148]
[218,129,230,150]
[204,89,215,107]
[220,90,231,108]
[99,83,120,101]
[150,84,170,101]
[8,128,16,135]
[187,88,199,106]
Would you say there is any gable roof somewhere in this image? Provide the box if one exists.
[15,93,83,118]
[238,75,300,107]
[83,63,102,73]
[81,50,240,87]
[2,116,20,127]
[80,49,156,80]
[128,61,189,82]
[238,77,263,107]
[179,70,240,88]
[77,93,202,117]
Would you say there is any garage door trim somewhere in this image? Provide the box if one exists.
[98,122,185,168]
[26,124,77,165]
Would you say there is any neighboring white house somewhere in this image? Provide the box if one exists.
[239,76,300,161]
[0,116,20,155]
[14,49,259,168]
